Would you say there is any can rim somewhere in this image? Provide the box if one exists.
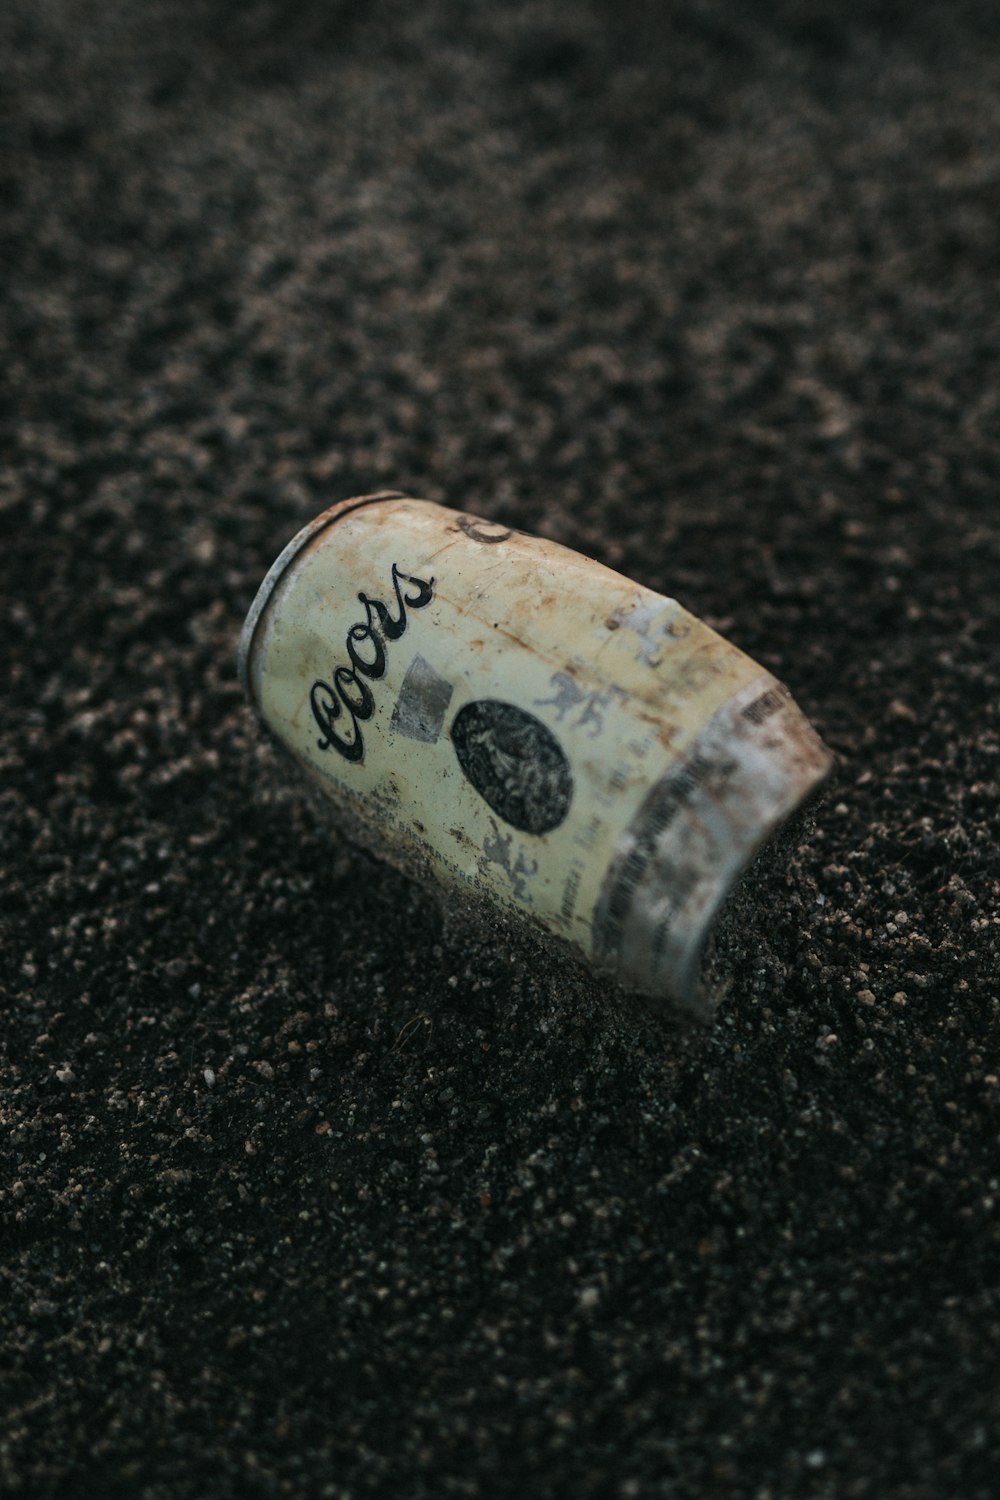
[237,491,408,705]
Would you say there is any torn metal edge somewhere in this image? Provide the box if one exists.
[592,676,834,1017]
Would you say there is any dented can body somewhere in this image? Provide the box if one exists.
[238,493,832,1015]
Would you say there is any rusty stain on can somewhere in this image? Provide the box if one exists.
[238,493,833,1017]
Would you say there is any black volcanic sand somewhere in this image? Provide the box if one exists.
[3,3,999,1496]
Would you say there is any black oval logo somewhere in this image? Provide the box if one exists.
[451,700,573,835]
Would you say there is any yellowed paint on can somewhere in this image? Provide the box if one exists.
[238,493,833,1015]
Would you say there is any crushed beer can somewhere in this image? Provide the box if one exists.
[238,493,833,1017]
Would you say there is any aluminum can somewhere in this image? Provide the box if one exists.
[238,493,832,1015]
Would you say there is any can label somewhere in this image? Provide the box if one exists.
[240,495,832,1012]
[308,561,436,763]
